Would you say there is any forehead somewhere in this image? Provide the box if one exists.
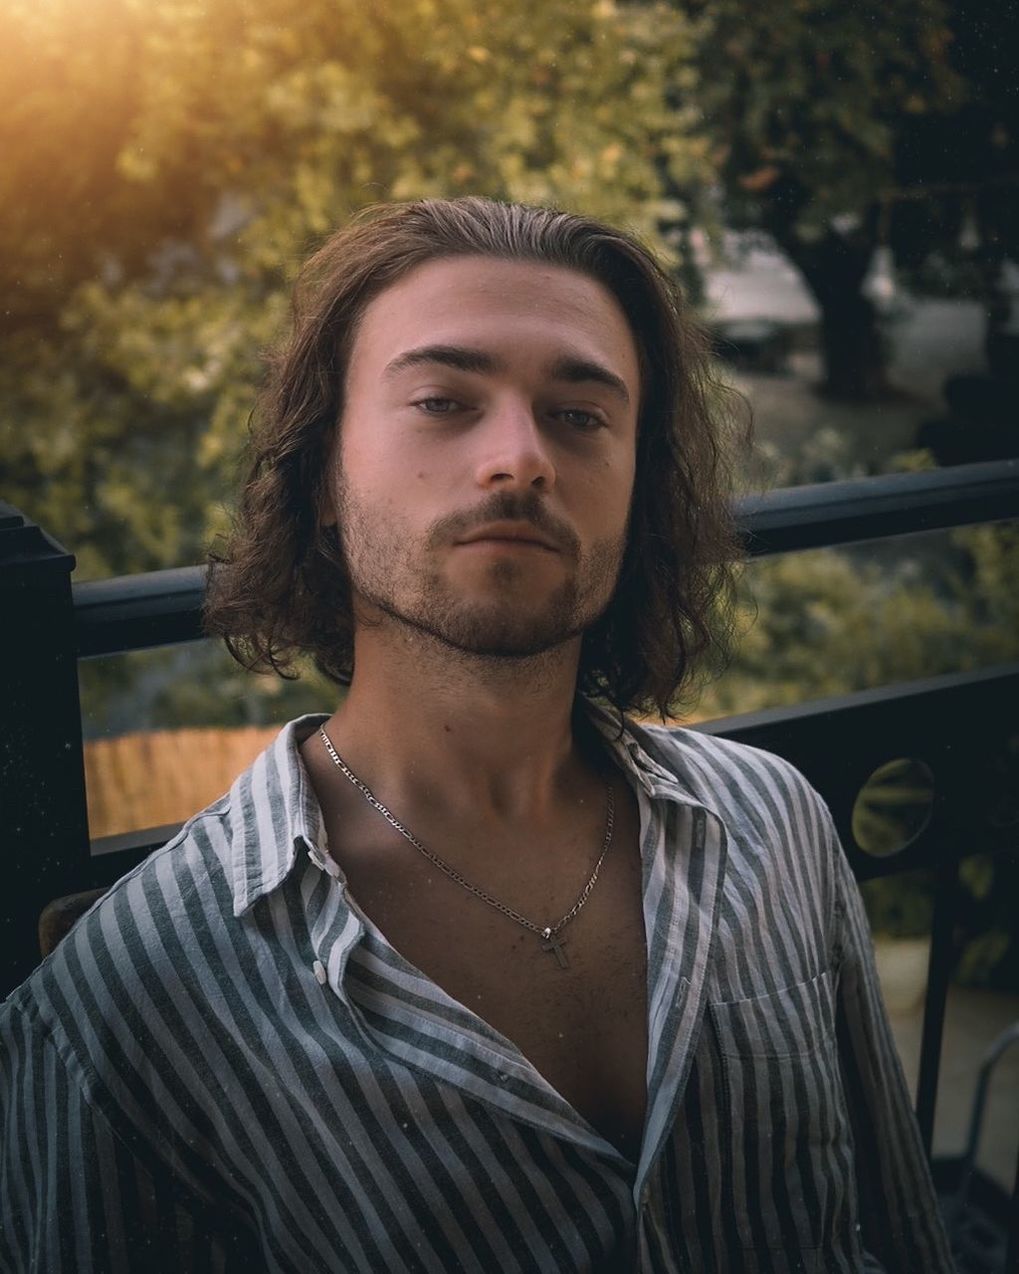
[347,255,642,394]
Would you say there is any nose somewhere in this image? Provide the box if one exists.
[473,398,556,492]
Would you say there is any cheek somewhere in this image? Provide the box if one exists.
[582,451,634,525]
[340,416,445,483]
[336,427,378,482]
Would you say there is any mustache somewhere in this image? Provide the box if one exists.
[428,492,578,556]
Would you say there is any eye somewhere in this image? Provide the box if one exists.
[413,396,463,415]
[555,407,606,431]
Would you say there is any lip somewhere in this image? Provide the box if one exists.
[456,523,559,551]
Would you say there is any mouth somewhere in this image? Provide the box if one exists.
[456,523,559,552]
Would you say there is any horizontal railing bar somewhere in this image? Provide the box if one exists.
[90,821,185,859]
[692,659,1019,734]
[735,456,1019,554]
[72,459,1019,658]
[74,566,206,658]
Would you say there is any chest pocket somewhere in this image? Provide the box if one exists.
[707,967,857,1265]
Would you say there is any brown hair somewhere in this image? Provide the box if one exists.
[203,197,749,720]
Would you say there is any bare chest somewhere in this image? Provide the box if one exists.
[328,786,649,1161]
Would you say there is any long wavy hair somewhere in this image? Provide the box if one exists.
[203,197,749,720]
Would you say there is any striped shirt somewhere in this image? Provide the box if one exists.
[1,702,955,1273]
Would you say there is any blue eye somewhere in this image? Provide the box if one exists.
[414,397,462,415]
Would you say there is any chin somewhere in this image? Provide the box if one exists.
[419,598,592,659]
[372,572,610,658]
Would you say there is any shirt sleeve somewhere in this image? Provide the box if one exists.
[830,830,957,1273]
[0,1000,241,1274]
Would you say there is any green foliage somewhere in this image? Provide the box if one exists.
[1,0,708,578]
[697,520,1019,720]
[860,871,935,942]
[860,851,1019,994]
[78,640,340,739]
[953,847,1019,992]
[677,0,960,235]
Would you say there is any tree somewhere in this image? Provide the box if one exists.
[672,0,981,401]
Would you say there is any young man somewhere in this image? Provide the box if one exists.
[1,199,954,1272]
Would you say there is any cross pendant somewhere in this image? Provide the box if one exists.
[540,927,570,969]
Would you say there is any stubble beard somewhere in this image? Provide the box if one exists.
[335,479,626,662]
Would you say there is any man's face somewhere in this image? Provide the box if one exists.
[324,255,640,659]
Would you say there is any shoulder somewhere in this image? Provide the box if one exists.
[629,716,824,804]
[628,722,845,971]
[2,795,236,1094]
[627,717,835,846]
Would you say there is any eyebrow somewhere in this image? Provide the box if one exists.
[548,355,630,406]
[382,344,631,406]
[383,344,498,379]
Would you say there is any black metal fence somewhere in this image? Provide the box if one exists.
[2,457,1019,1270]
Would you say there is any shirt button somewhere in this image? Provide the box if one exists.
[312,960,327,985]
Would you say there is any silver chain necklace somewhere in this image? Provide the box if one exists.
[317,726,615,970]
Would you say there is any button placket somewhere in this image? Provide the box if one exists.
[306,842,347,989]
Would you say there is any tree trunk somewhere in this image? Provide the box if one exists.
[816,288,888,401]
[761,192,894,402]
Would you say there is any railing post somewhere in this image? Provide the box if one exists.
[915,855,960,1157]
[0,502,90,996]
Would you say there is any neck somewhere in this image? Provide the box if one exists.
[316,620,604,827]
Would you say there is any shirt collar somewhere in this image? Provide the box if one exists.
[582,698,713,805]
[228,711,331,917]
[227,699,705,917]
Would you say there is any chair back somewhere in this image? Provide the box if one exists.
[38,889,108,958]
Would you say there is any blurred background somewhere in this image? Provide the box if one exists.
[1,0,1017,1206]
